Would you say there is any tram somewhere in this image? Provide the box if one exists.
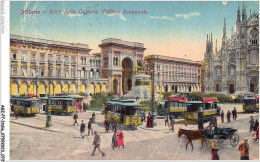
[165,97,187,118]
[104,99,142,127]
[242,95,259,112]
[10,96,40,116]
[183,98,218,125]
[156,100,167,116]
[45,96,76,115]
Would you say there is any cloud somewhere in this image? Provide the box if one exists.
[149,16,174,21]
[175,12,200,20]
[105,13,126,21]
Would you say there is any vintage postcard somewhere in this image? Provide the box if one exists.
[0,0,259,161]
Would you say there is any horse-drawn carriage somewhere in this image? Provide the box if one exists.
[178,127,239,150]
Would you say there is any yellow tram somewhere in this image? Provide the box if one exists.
[242,95,259,112]
[104,99,141,127]
[184,98,218,125]
[46,96,76,115]
[10,96,40,115]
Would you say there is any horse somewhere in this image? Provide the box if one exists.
[177,128,206,150]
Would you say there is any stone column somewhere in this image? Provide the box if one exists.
[118,75,122,96]
[109,76,112,93]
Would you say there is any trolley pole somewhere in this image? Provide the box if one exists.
[46,60,52,127]
[151,58,155,116]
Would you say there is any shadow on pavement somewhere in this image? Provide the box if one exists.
[10,121,62,133]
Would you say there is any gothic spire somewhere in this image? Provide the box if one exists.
[242,2,247,22]
[223,18,226,38]
[237,2,241,23]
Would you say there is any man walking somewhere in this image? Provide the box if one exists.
[232,107,237,120]
[91,131,105,157]
[80,120,86,138]
[221,110,224,123]
[165,114,169,126]
[238,138,249,160]
[73,112,79,126]
[92,112,96,123]
[249,116,254,132]
[88,118,93,136]
[227,110,231,123]
[170,117,175,132]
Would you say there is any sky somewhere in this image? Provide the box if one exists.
[10,1,259,61]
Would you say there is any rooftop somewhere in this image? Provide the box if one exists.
[10,34,90,51]
[99,38,145,49]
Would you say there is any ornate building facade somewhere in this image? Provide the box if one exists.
[99,38,145,96]
[204,5,259,95]
[10,34,107,96]
[144,55,201,94]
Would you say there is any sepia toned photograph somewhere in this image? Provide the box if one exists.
[5,0,259,160]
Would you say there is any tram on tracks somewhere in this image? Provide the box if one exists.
[165,97,187,118]
[242,95,259,112]
[183,98,218,125]
[45,96,76,115]
[10,95,40,116]
[104,99,142,127]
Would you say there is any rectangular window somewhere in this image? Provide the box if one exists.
[40,54,45,62]
[64,56,68,64]
[31,52,36,61]
[40,68,44,76]
[56,69,60,77]
[71,56,76,64]
[21,51,27,61]
[57,55,61,63]
[12,51,16,59]
[48,54,53,62]
[71,69,75,77]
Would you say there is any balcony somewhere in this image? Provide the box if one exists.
[21,58,27,63]
[71,62,76,65]
[31,59,37,64]
[40,60,45,64]
[11,58,18,62]
[56,60,62,65]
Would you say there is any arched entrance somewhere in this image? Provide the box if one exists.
[250,77,259,93]
[113,79,118,95]
[227,80,235,94]
[122,58,133,94]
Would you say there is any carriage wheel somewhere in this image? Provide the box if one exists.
[217,139,224,146]
[230,133,239,147]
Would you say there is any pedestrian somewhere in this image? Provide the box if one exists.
[73,112,79,126]
[227,110,231,123]
[170,117,175,132]
[91,131,105,157]
[88,118,93,136]
[253,119,259,132]
[92,112,96,123]
[232,107,237,120]
[80,120,86,138]
[238,138,249,160]
[234,107,237,119]
[112,130,117,150]
[221,110,224,123]
[146,114,152,128]
[253,125,259,141]
[143,111,146,122]
[249,116,254,132]
[165,114,169,126]
[104,118,108,133]
[117,130,125,149]
[211,140,220,160]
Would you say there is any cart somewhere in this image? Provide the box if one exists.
[204,127,239,147]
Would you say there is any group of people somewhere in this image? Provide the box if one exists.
[164,115,175,132]
[103,116,118,133]
[77,113,96,138]
[220,107,237,123]
[249,116,259,141]
[211,138,250,160]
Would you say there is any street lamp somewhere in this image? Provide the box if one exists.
[150,58,155,117]
[46,60,52,127]
[36,71,38,96]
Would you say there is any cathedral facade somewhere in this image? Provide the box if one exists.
[204,4,259,95]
